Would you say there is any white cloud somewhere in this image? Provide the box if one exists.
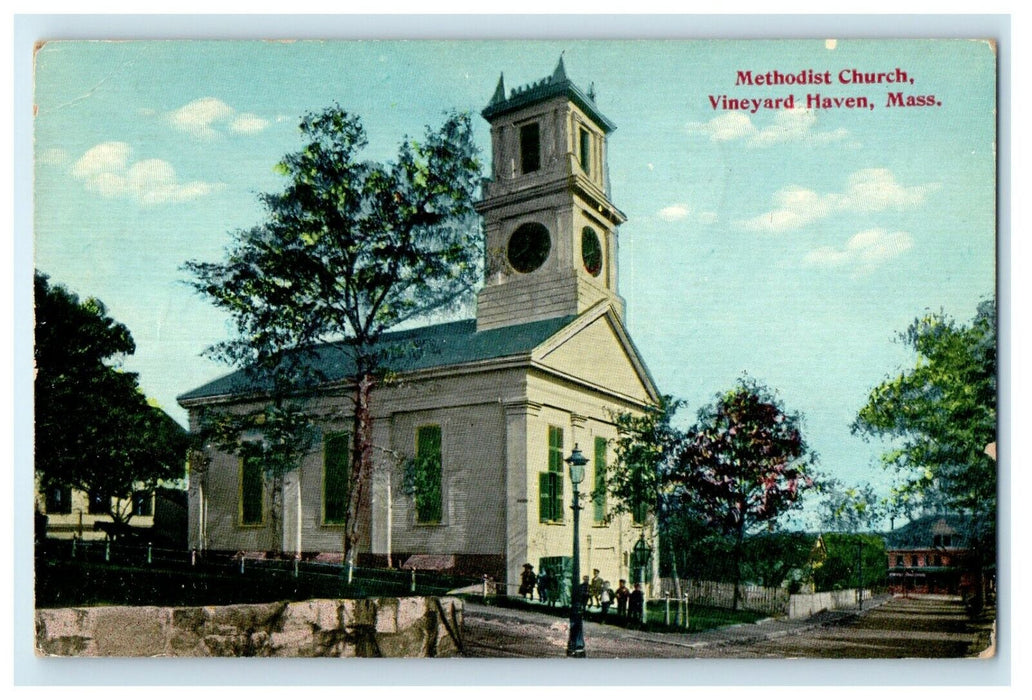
[688,112,756,142]
[168,97,268,138]
[656,203,718,225]
[70,141,223,206]
[805,228,914,273]
[688,108,849,148]
[658,204,690,221]
[71,142,131,179]
[738,169,939,233]
[230,113,270,134]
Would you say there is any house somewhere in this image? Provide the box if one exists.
[884,514,978,596]
[35,482,187,548]
[177,59,661,593]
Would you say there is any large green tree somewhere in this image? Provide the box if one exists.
[186,106,482,564]
[34,272,188,528]
[671,377,817,609]
[853,299,996,606]
[604,396,684,583]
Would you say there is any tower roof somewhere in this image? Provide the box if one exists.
[482,56,616,133]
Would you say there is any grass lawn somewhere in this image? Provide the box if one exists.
[34,557,469,608]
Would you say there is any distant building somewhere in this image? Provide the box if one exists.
[178,58,662,593]
[885,515,977,596]
[35,483,187,548]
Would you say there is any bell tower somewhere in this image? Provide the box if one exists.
[475,57,627,332]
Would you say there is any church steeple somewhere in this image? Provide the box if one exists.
[489,73,506,107]
[474,59,627,332]
[551,54,568,83]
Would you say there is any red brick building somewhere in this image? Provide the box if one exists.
[885,515,976,596]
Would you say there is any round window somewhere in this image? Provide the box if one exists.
[507,222,551,273]
[582,226,603,277]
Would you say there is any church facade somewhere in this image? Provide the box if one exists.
[178,59,660,593]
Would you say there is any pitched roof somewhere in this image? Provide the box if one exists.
[177,314,578,405]
[883,514,976,550]
[482,56,616,133]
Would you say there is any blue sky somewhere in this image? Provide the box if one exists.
[33,39,996,522]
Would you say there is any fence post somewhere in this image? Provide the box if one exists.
[147,542,152,565]
[104,540,110,562]
[665,597,670,625]
[482,574,489,600]
[71,536,77,559]
[411,568,417,593]
[191,549,196,567]
[293,557,299,578]
[240,556,245,575]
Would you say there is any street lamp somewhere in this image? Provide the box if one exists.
[565,443,588,658]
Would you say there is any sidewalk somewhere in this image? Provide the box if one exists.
[462,594,894,657]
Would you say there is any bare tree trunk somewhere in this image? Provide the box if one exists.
[344,372,375,568]
[270,472,284,555]
[732,522,745,612]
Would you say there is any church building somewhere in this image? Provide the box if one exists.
[178,58,661,593]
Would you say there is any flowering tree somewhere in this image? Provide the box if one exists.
[671,377,817,609]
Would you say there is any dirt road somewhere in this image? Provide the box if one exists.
[462,595,994,659]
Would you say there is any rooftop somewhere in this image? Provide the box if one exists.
[177,314,577,405]
[482,56,616,133]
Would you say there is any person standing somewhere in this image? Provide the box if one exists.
[519,563,537,600]
[615,579,630,617]
[537,568,551,605]
[628,582,645,622]
[589,569,603,609]
[600,580,613,618]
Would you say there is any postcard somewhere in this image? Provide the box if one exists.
[31,38,997,662]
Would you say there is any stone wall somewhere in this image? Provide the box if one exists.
[35,597,463,657]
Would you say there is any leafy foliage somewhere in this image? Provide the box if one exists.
[853,299,996,521]
[740,531,818,589]
[185,106,482,559]
[670,376,817,608]
[672,377,817,536]
[402,452,443,524]
[810,533,887,592]
[818,480,885,533]
[34,272,189,524]
[853,299,996,609]
[604,395,684,527]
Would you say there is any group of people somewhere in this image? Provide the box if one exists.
[519,564,644,618]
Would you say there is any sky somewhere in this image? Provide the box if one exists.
[32,39,996,525]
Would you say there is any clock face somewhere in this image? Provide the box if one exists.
[582,226,603,277]
[507,222,551,273]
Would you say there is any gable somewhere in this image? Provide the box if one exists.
[534,312,657,405]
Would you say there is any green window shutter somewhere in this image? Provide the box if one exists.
[323,431,350,524]
[539,471,552,523]
[415,425,443,523]
[631,464,648,526]
[548,426,564,473]
[593,437,607,524]
[240,455,264,525]
[540,426,566,522]
[552,471,564,522]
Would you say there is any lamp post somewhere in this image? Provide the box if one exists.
[565,443,588,658]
